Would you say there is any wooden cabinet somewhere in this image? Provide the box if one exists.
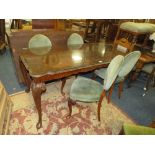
[0,81,13,134]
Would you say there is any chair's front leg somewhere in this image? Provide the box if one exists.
[67,98,76,118]
[108,83,114,103]
[97,90,106,121]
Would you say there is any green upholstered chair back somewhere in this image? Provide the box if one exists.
[118,51,141,78]
[67,33,84,45]
[28,34,52,49]
[103,55,124,90]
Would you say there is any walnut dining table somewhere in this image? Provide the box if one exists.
[19,43,126,129]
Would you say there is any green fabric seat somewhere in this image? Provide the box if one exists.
[95,51,141,100]
[120,22,155,33]
[95,68,125,84]
[142,63,155,73]
[95,51,141,83]
[68,55,124,121]
[70,77,103,102]
[123,123,155,135]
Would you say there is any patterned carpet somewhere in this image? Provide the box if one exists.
[9,77,134,135]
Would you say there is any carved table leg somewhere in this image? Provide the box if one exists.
[31,81,46,129]
[61,78,66,96]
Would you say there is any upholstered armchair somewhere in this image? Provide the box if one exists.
[67,55,124,121]
[120,123,155,135]
[94,51,141,102]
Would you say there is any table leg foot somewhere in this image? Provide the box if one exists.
[36,121,42,130]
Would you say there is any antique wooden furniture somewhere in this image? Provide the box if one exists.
[9,29,84,83]
[113,22,155,52]
[0,81,13,134]
[67,55,124,121]
[141,63,155,96]
[112,38,133,53]
[84,19,105,43]
[95,51,141,101]
[18,42,127,129]
[128,51,155,88]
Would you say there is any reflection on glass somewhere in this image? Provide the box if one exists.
[29,46,51,55]
[72,52,83,63]
[101,47,105,56]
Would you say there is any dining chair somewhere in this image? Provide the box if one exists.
[67,55,124,121]
[141,63,155,96]
[28,34,52,49]
[112,38,133,53]
[94,51,141,102]
[61,33,84,95]
[67,33,84,46]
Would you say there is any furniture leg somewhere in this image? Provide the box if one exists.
[118,81,124,99]
[31,81,46,129]
[61,78,66,96]
[67,97,76,118]
[112,28,120,51]
[107,83,114,103]
[97,90,106,121]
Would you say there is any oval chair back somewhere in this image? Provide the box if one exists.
[103,55,124,91]
[28,34,52,49]
[118,51,141,78]
[67,33,84,46]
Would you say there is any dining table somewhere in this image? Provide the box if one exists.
[19,42,127,129]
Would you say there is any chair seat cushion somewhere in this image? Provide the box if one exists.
[120,22,155,33]
[95,68,124,84]
[142,63,155,73]
[123,123,155,135]
[95,68,106,79]
[70,77,103,102]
